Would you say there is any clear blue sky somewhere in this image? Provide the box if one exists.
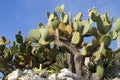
[0,0,120,77]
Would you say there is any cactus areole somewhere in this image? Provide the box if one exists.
[0,5,120,80]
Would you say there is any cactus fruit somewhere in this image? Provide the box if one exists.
[114,18,120,31]
[71,31,80,45]
[39,28,49,41]
[29,29,40,38]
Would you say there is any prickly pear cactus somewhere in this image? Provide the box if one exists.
[1,4,120,80]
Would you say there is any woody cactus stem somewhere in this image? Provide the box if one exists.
[54,36,85,78]
[66,53,75,73]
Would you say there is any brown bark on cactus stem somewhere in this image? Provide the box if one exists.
[54,36,85,79]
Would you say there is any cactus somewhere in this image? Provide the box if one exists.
[78,20,91,35]
[109,30,118,40]
[65,24,73,36]
[25,36,37,43]
[99,35,111,48]
[46,23,56,35]
[114,18,120,31]
[71,31,81,45]
[81,46,87,56]
[1,5,120,80]
[75,12,82,21]
[117,34,120,49]
[39,28,49,41]
[89,8,113,34]
[97,62,104,79]
[29,29,40,38]
[73,20,79,31]
[51,19,60,29]
[89,27,97,36]
[58,22,65,34]
[63,14,69,24]
[93,50,101,61]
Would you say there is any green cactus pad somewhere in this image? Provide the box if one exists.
[63,14,68,24]
[51,19,60,29]
[75,12,82,20]
[20,44,26,53]
[48,13,55,22]
[88,7,98,22]
[0,45,5,52]
[29,29,40,38]
[39,28,49,41]
[81,46,87,56]
[0,36,10,45]
[55,6,63,14]
[71,31,80,45]
[26,45,32,53]
[114,18,120,31]
[65,24,73,36]
[78,20,90,35]
[117,34,120,49]
[97,13,112,34]
[25,36,37,43]
[46,11,50,19]
[73,20,79,31]
[55,4,64,14]
[97,62,104,78]
[58,22,65,33]
[93,50,101,61]
[15,34,23,44]
[99,35,111,47]
[38,38,50,45]
[109,30,118,40]
[89,27,97,36]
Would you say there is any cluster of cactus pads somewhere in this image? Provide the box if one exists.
[1,4,120,79]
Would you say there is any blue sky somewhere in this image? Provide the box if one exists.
[0,0,120,77]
